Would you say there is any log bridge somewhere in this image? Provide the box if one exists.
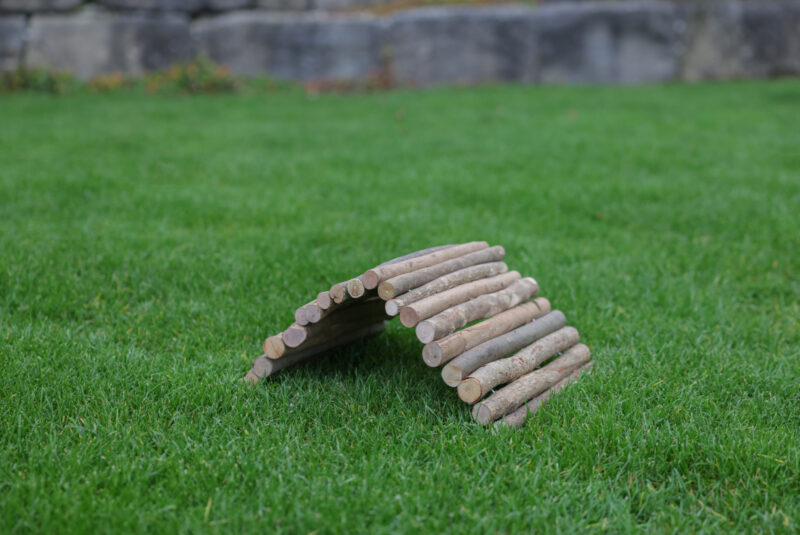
[245,242,593,428]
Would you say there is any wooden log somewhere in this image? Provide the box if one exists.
[415,277,539,343]
[378,246,506,300]
[294,301,314,326]
[362,241,489,290]
[399,271,520,328]
[243,369,261,385]
[495,361,593,428]
[329,281,349,304]
[385,262,508,316]
[282,298,387,348]
[472,343,591,425]
[317,290,333,310]
[441,310,567,386]
[457,326,579,403]
[305,302,325,323]
[422,297,551,367]
[264,322,387,376]
[263,334,287,359]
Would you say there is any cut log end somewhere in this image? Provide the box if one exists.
[347,278,366,298]
[330,283,347,304]
[294,307,309,326]
[421,343,443,367]
[474,403,493,425]
[457,378,482,404]
[377,281,396,300]
[305,303,322,323]
[441,364,463,387]
[317,291,332,310]
[385,300,400,317]
[263,335,286,359]
[243,371,260,385]
[282,325,307,348]
[399,307,419,328]
[362,270,379,290]
[415,321,436,344]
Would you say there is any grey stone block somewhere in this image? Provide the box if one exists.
[385,6,539,86]
[25,8,194,78]
[680,1,744,80]
[256,0,312,10]
[96,0,254,13]
[194,12,381,81]
[740,1,800,76]
[96,0,206,12]
[0,0,80,14]
[535,1,688,84]
[0,15,25,70]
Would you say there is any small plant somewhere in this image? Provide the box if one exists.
[144,57,240,94]
[0,67,76,94]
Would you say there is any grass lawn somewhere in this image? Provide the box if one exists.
[1,80,799,533]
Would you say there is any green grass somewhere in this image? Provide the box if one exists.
[1,80,799,533]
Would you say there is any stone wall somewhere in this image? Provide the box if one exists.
[2,0,799,85]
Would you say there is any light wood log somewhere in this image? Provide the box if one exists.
[263,334,287,359]
[385,262,508,316]
[265,322,387,376]
[362,241,489,290]
[347,277,367,299]
[329,281,350,304]
[422,298,551,367]
[399,271,520,327]
[294,301,314,326]
[415,277,539,343]
[472,343,591,425]
[243,369,260,385]
[378,246,506,300]
[495,362,593,428]
[305,302,325,323]
[317,291,332,310]
[458,326,579,403]
[441,310,567,386]
[282,298,387,348]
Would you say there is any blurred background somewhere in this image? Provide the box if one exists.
[1,0,799,87]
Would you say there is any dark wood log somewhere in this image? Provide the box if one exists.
[415,277,539,343]
[494,361,593,428]
[472,343,591,424]
[282,298,387,348]
[457,326,579,403]
[384,262,508,316]
[441,310,567,386]
[422,298,551,367]
[362,241,489,290]
[264,322,387,376]
[378,246,506,300]
[399,271,520,327]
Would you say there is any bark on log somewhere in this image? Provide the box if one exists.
[378,246,506,300]
[385,262,508,316]
[458,326,579,403]
[317,291,332,310]
[263,334,287,359]
[282,298,387,348]
[441,310,567,386]
[422,298,551,367]
[399,271,520,327]
[415,277,539,343]
[472,343,591,425]
[362,241,489,290]
[495,361,593,428]
[264,322,387,376]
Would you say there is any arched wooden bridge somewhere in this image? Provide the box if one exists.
[245,242,593,427]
